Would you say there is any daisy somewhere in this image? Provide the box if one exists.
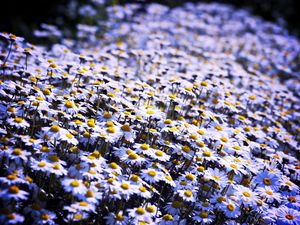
[234,185,258,207]
[42,124,68,141]
[145,205,160,220]
[59,99,79,114]
[151,149,170,162]
[164,200,183,215]
[34,210,57,225]
[0,173,26,185]
[275,205,300,225]
[47,163,68,177]
[0,213,25,224]
[60,132,79,145]
[117,181,137,200]
[105,162,122,176]
[127,207,151,223]
[281,194,300,210]
[136,185,152,199]
[134,143,155,157]
[68,201,96,213]
[255,171,281,190]
[62,178,87,195]
[204,168,228,189]
[119,149,146,166]
[7,117,30,129]
[141,168,163,184]
[0,185,28,200]
[120,123,136,142]
[105,211,129,225]
[177,189,196,202]
[30,159,51,173]
[193,210,215,224]
[7,148,31,163]
[65,212,89,222]
[256,186,282,203]
[220,199,240,218]
[158,214,175,225]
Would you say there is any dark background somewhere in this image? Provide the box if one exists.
[0,0,299,40]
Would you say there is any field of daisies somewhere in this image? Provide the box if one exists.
[0,2,300,225]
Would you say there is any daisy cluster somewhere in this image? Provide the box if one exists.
[0,2,300,225]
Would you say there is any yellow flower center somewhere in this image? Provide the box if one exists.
[249,95,256,100]
[7,107,15,113]
[121,183,129,190]
[50,125,60,133]
[182,145,190,153]
[106,121,114,127]
[263,178,272,185]
[121,124,131,132]
[66,133,73,139]
[217,196,226,203]
[155,150,164,157]
[107,178,115,184]
[103,112,112,119]
[85,190,94,198]
[109,162,118,169]
[172,200,182,208]
[7,213,16,220]
[220,137,228,143]
[87,119,95,127]
[139,186,146,192]
[244,126,251,132]
[128,152,138,160]
[148,170,156,177]
[12,148,22,155]
[79,201,89,207]
[9,185,19,194]
[163,214,174,221]
[53,164,60,170]
[230,164,238,169]
[71,180,80,187]
[14,117,24,123]
[265,190,273,195]
[200,81,208,87]
[285,214,294,220]
[199,211,209,218]
[65,101,74,108]
[141,144,149,150]
[107,127,115,133]
[233,145,241,150]
[287,196,296,203]
[136,208,145,215]
[215,125,223,131]
[212,175,220,181]
[186,174,194,181]
[203,150,211,157]
[184,190,192,197]
[146,206,155,213]
[38,162,46,167]
[166,175,173,181]
[41,214,49,220]
[73,214,83,220]
[43,89,51,95]
[227,203,235,211]
[197,166,205,172]
[146,110,154,115]
[243,191,251,197]
[7,174,17,180]
[48,155,59,162]
[116,213,124,221]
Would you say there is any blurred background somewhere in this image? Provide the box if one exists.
[0,0,299,40]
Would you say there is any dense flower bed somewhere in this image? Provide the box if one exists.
[0,2,299,225]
